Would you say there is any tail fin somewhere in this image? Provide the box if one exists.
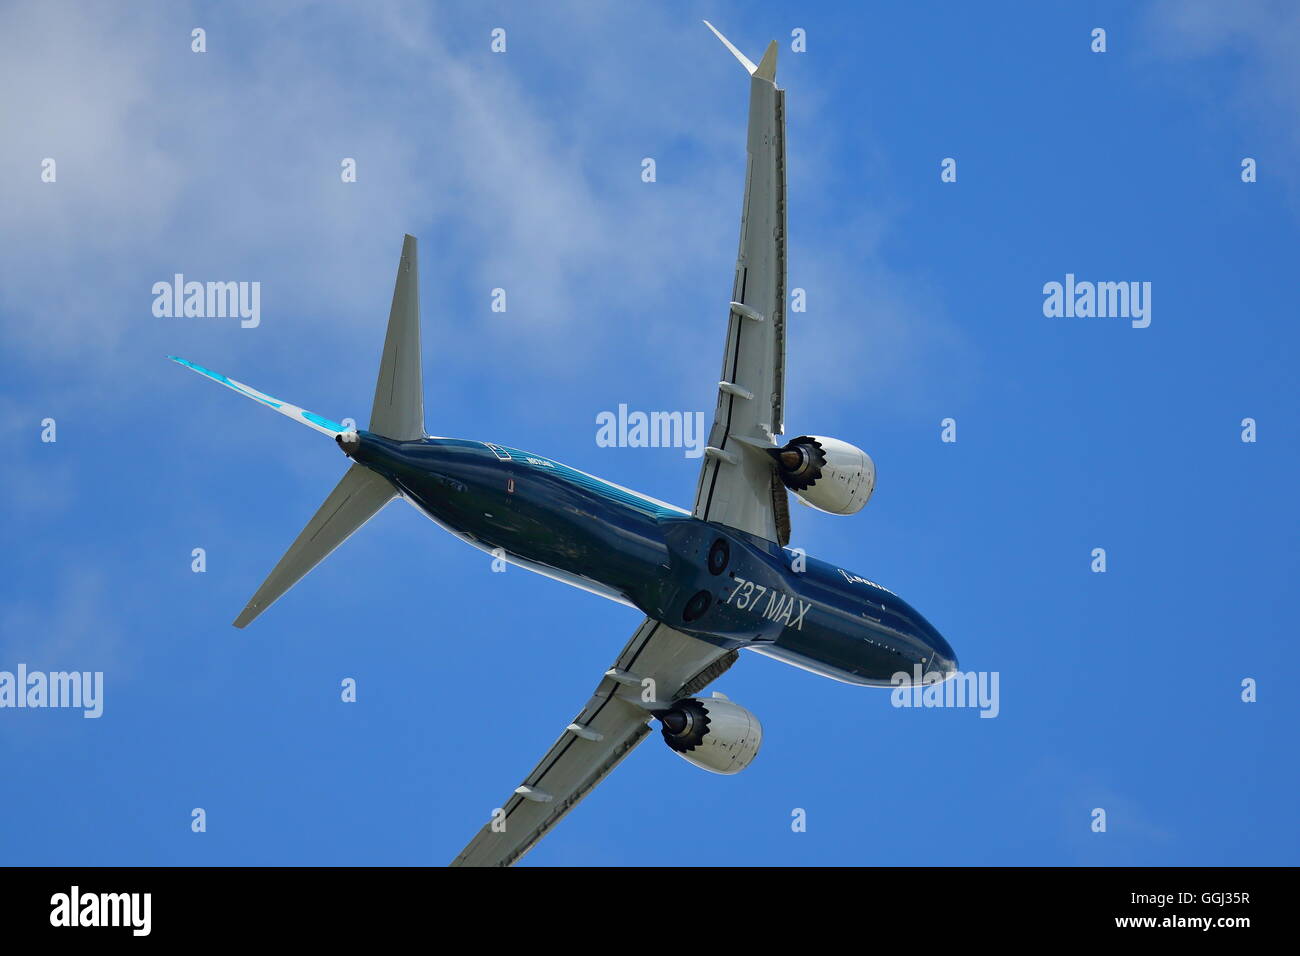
[369,234,425,440]
[231,233,428,627]
[170,233,431,627]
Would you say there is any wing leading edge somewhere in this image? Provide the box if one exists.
[450,619,737,867]
[692,25,790,546]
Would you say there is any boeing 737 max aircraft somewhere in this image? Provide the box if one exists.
[168,23,958,867]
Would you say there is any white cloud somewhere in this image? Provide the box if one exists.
[0,0,960,421]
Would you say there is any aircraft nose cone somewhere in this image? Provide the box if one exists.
[923,634,959,681]
[927,652,958,681]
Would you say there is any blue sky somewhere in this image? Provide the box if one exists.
[1,0,1297,866]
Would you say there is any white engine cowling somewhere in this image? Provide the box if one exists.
[656,694,762,774]
[770,435,875,515]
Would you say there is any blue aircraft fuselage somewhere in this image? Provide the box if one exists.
[350,432,957,687]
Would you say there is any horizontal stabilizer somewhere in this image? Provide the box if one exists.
[233,464,396,628]
[168,355,350,439]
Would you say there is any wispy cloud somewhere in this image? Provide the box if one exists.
[1145,0,1300,208]
[0,0,958,415]
[0,2,721,355]
[0,567,124,674]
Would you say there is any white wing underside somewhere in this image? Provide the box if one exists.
[450,619,736,866]
[691,32,790,546]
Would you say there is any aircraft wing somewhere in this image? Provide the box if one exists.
[450,618,737,867]
[692,25,790,546]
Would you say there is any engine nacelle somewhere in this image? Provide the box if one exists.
[656,694,762,774]
[769,435,875,515]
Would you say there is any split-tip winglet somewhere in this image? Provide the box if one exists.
[703,20,778,81]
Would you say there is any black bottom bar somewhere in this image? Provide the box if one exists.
[0,866,1278,940]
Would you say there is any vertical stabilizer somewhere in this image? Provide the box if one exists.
[370,234,425,441]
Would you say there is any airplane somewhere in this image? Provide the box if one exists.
[168,22,958,867]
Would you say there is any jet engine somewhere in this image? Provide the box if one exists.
[768,435,875,515]
[656,694,762,774]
